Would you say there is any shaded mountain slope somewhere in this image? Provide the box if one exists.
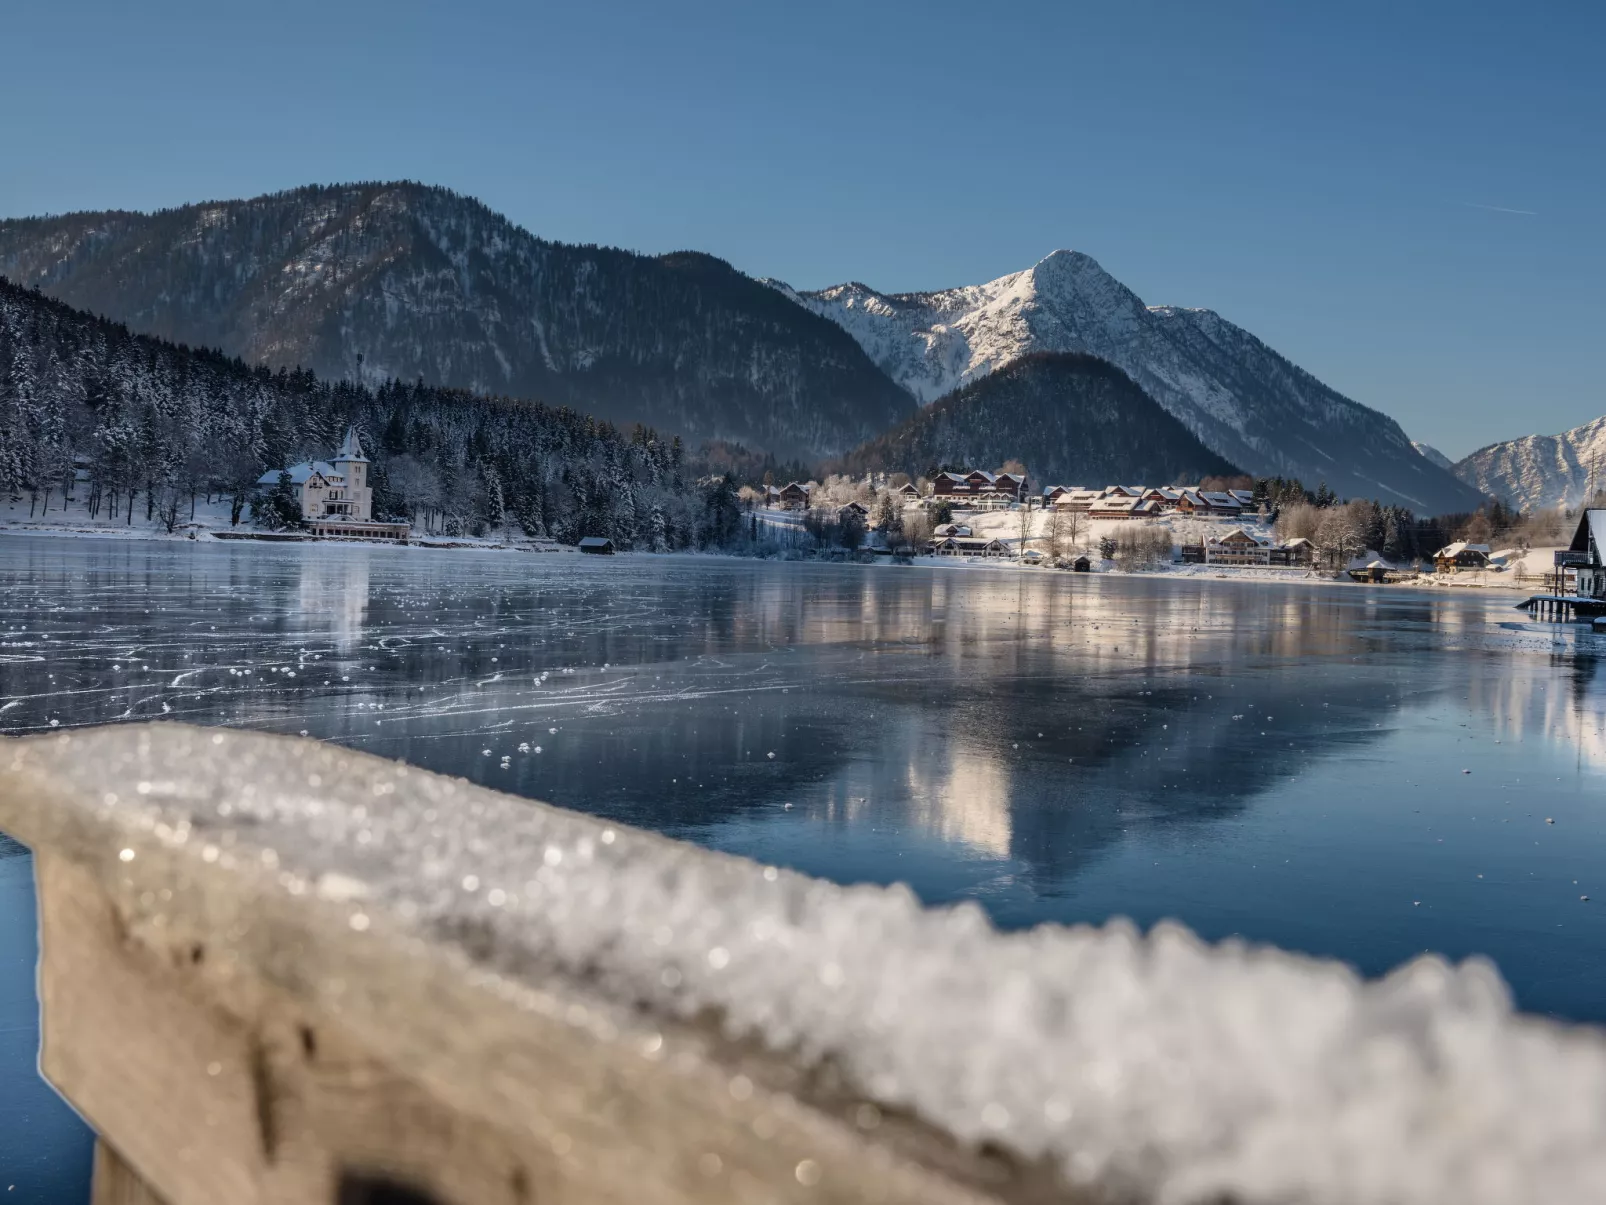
[835,352,1240,485]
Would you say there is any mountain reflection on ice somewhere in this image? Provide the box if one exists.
[3,535,1606,1023]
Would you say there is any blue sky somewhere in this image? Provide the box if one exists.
[3,0,1600,459]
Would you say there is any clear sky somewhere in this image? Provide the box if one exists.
[3,0,1600,459]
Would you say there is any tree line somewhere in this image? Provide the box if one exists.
[0,276,753,549]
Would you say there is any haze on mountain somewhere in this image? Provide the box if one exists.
[0,182,914,462]
[1454,416,1606,512]
[775,251,1485,515]
[835,353,1240,488]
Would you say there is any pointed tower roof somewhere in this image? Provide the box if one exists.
[335,426,369,463]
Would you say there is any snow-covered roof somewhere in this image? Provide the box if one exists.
[577,536,613,548]
[1207,527,1271,547]
[336,426,369,463]
[1435,542,1491,558]
[256,460,338,487]
[1280,537,1315,549]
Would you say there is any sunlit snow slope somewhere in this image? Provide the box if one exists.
[774,251,1484,513]
[1455,415,1606,511]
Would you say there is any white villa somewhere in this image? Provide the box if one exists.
[257,428,410,541]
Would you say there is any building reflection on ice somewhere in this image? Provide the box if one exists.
[295,549,371,654]
[906,736,1014,857]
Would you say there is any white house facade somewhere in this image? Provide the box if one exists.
[257,428,409,541]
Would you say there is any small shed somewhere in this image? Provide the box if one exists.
[1072,556,1092,572]
[578,537,615,555]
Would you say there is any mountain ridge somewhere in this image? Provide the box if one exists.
[1453,416,1606,511]
[0,182,916,461]
[778,250,1485,513]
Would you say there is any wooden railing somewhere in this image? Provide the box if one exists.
[3,724,1605,1205]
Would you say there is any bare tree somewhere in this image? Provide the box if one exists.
[1045,505,1066,559]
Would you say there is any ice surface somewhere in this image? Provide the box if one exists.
[4,722,1604,1204]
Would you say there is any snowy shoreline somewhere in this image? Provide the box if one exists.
[0,522,1546,600]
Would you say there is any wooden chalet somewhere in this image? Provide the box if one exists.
[1198,491,1245,516]
[578,536,615,555]
[776,482,812,511]
[931,470,1028,503]
[837,501,870,523]
[1203,527,1272,565]
[932,522,973,538]
[1433,541,1491,574]
[896,482,921,501]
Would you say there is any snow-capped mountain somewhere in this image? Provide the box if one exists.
[0,184,914,460]
[1412,442,1454,471]
[775,251,1485,514]
[1454,416,1606,511]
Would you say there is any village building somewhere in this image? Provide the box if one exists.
[932,522,973,538]
[1088,496,1161,520]
[256,428,410,542]
[775,482,812,510]
[837,501,870,523]
[1566,511,1606,598]
[1047,488,1102,511]
[930,470,1028,503]
[927,536,1009,557]
[1269,537,1316,567]
[1198,491,1245,516]
[1203,527,1273,565]
[1434,541,1491,574]
[896,482,921,501]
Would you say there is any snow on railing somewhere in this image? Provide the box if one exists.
[2,724,1605,1205]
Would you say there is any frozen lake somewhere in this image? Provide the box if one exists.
[3,534,1606,1197]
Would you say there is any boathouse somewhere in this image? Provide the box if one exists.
[578,536,616,555]
[1567,510,1606,598]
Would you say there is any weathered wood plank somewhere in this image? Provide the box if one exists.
[92,1142,169,1205]
[5,723,1606,1205]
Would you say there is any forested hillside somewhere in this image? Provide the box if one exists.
[0,276,729,548]
[0,183,915,460]
[835,352,1241,485]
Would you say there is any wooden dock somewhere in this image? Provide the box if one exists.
[1519,594,1606,620]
